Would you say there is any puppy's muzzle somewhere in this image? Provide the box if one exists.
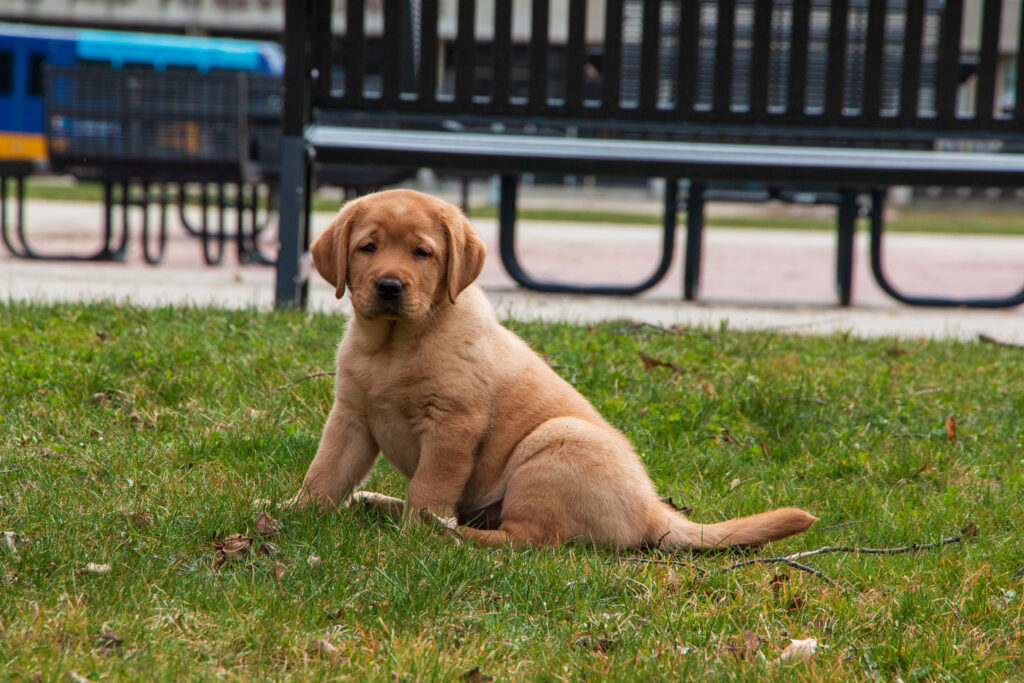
[375,277,405,308]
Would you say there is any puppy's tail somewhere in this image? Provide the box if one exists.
[651,503,816,550]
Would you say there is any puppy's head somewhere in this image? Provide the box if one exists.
[311,189,486,321]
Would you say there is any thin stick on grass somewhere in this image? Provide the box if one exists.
[613,529,974,588]
[274,371,336,391]
[1013,564,1024,581]
[716,556,837,586]
[783,533,967,561]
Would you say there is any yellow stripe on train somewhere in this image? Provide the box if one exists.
[0,132,48,163]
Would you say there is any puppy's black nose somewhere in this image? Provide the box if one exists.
[375,277,405,300]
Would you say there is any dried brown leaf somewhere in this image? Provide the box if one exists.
[257,542,279,556]
[637,406,650,419]
[960,521,979,539]
[255,511,281,536]
[463,667,495,682]
[945,415,957,442]
[769,574,789,595]
[124,511,153,530]
[92,628,123,654]
[272,561,286,594]
[742,630,763,662]
[214,533,252,568]
[699,380,717,398]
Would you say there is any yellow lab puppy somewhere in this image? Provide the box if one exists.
[292,189,815,549]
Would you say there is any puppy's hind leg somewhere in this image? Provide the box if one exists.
[458,521,563,548]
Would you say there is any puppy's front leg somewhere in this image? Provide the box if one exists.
[404,431,475,528]
[293,402,379,512]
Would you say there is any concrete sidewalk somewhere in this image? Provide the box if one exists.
[2,197,1023,343]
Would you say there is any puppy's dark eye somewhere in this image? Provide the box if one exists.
[358,243,376,254]
[413,247,431,258]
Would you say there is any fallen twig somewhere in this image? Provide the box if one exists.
[1013,563,1024,581]
[274,371,335,391]
[784,533,967,561]
[717,557,837,586]
[611,528,975,588]
[638,351,687,374]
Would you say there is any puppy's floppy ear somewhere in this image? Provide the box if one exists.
[441,206,487,304]
[311,199,362,299]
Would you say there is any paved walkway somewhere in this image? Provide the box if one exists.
[2,195,1023,342]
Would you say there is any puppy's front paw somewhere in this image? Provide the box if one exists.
[415,508,464,545]
[350,491,406,519]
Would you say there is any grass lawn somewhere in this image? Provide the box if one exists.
[0,303,1021,680]
[17,177,1024,236]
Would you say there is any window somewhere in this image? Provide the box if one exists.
[0,50,12,94]
[29,53,44,96]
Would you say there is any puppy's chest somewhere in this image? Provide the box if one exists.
[356,368,450,479]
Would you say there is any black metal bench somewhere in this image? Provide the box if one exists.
[275,0,1024,309]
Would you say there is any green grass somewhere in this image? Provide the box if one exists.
[0,303,1021,680]
[18,177,1024,236]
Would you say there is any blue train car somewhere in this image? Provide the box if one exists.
[0,22,283,168]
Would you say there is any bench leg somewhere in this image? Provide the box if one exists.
[275,135,311,309]
[1,175,125,262]
[683,180,706,301]
[835,188,857,306]
[497,174,677,296]
[868,188,1024,308]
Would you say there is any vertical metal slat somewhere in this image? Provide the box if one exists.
[675,0,700,115]
[344,0,365,104]
[787,0,811,118]
[493,0,513,109]
[748,0,773,117]
[975,0,1003,122]
[824,0,849,122]
[860,0,887,119]
[934,0,964,123]
[314,0,332,104]
[529,0,551,110]
[381,0,402,103]
[603,0,624,110]
[565,0,588,110]
[418,1,439,105]
[713,0,736,115]
[639,0,661,113]
[899,0,924,123]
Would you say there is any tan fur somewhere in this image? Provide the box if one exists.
[291,189,816,550]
